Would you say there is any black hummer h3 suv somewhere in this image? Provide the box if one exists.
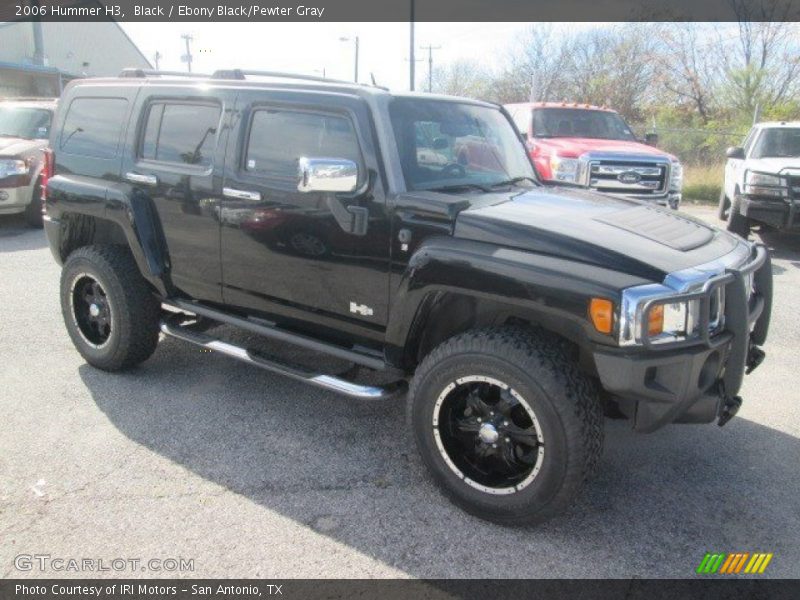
[43,69,773,525]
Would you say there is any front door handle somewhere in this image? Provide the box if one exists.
[223,187,262,202]
[125,172,158,186]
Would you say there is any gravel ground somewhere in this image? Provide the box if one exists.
[1,205,798,579]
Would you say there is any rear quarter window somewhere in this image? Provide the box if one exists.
[59,97,128,159]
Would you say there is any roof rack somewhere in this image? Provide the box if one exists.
[211,69,351,85]
[118,68,210,79]
[117,68,389,91]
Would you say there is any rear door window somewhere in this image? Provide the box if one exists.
[140,102,221,167]
[60,97,128,158]
[244,109,362,180]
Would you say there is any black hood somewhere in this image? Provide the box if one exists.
[454,186,740,281]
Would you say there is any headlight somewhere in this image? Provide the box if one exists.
[647,300,700,341]
[744,171,788,198]
[669,160,683,191]
[550,155,580,183]
[618,284,726,346]
[0,159,29,179]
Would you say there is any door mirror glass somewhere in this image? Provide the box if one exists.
[726,146,746,160]
[297,157,359,193]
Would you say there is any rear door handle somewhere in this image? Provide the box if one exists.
[223,187,262,202]
[125,172,158,186]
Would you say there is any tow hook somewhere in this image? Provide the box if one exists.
[746,345,766,374]
[718,390,743,427]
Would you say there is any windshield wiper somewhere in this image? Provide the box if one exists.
[490,176,538,188]
[426,183,492,193]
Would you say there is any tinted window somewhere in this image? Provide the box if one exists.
[532,108,635,141]
[751,128,800,159]
[0,107,51,139]
[389,98,535,191]
[60,98,128,158]
[141,103,220,166]
[245,110,361,178]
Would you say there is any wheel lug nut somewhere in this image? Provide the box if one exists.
[492,443,497,448]
[503,420,509,426]
[477,417,482,422]
[504,437,510,443]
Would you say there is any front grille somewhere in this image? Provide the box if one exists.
[788,175,800,199]
[588,160,667,195]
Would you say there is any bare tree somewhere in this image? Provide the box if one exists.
[716,15,800,115]
[491,25,572,104]
[650,23,719,122]
[562,24,657,121]
[427,59,493,100]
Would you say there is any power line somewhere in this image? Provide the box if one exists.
[420,44,441,92]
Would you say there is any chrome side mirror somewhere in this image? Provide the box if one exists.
[297,157,358,193]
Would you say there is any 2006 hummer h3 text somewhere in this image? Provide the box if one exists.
[43,70,773,525]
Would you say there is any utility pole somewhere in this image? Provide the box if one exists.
[339,36,359,82]
[181,34,193,73]
[153,51,162,71]
[409,0,415,91]
[420,44,441,92]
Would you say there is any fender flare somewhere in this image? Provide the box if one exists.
[384,236,642,367]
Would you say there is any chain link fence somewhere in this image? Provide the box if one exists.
[629,123,749,202]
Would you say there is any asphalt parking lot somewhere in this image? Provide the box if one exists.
[1,204,799,579]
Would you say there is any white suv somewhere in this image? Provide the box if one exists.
[719,121,800,237]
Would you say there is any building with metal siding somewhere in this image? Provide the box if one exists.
[0,20,151,97]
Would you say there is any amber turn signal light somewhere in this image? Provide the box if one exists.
[589,298,614,334]
[648,304,664,337]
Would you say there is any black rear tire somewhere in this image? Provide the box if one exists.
[409,327,603,525]
[24,182,43,228]
[717,189,730,221]
[726,193,750,239]
[60,245,160,371]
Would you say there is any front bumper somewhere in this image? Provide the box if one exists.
[594,245,772,432]
[0,185,31,214]
[742,195,800,230]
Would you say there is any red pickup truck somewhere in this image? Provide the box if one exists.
[505,102,683,209]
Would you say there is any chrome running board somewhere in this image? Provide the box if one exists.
[159,317,405,400]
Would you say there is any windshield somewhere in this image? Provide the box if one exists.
[389,98,536,192]
[532,108,636,141]
[751,128,800,159]
[0,107,51,140]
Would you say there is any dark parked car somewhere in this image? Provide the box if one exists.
[43,70,772,525]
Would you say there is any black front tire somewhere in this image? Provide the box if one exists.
[409,327,603,526]
[726,194,750,238]
[60,245,160,371]
[24,182,43,228]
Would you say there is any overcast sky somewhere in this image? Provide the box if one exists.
[120,22,600,90]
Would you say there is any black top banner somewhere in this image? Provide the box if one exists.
[2,0,800,22]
